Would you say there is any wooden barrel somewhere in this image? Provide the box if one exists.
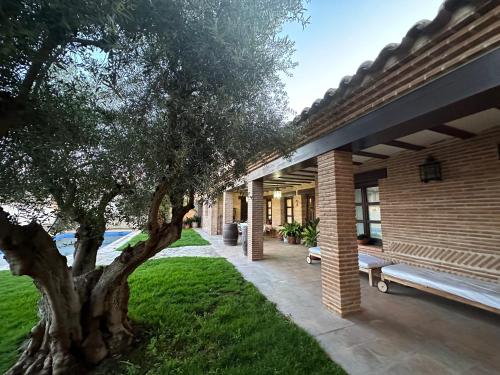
[223,223,238,246]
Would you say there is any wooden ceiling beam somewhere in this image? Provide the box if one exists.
[354,151,390,159]
[430,124,475,139]
[385,140,425,151]
[278,176,313,182]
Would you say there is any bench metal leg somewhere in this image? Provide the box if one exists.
[368,269,374,287]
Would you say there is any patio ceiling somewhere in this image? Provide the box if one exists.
[352,107,500,164]
[258,105,500,191]
[263,166,317,191]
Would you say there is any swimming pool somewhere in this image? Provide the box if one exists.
[53,231,132,256]
[0,231,132,257]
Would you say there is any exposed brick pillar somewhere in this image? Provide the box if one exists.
[222,191,234,224]
[248,179,264,260]
[318,150,360,316]
[208,201,219,236]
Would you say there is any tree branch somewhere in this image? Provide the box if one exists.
[70,38,110,50]
[146,181,169,241]
[19,35,62,100]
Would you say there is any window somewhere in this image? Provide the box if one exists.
[285,197,294,224]
[239,196,248,222]
[305,194,315,222]
[265,198,272,224]
[355,186,382,244]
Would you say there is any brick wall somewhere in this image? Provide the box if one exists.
[355,127,500,281]
[318,150,361,316]
[294,195,303,224]
[201,201,219,236]
[271,198,282,227]
[222,192,234,224]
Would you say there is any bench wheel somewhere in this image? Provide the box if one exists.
[306,256,312,264]
[377,280,389,293]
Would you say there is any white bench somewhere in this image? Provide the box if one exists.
[378,263,500,314]
[358,253,392,286]
[306,247,391,286]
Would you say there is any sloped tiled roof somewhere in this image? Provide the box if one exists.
[290,0,497,127]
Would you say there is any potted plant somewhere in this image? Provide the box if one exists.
[302,218,320,247]
[183,217,193,229]
[279,222,302,244]
[357,234,370,245]
[191,215,201,228]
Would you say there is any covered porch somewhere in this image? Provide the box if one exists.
[204,232,500,375]
[214,36,500,316]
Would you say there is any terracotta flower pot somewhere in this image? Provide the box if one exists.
[287,236,296,244]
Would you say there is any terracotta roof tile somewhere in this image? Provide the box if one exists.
[290,0,495,127]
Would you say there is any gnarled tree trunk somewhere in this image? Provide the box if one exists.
[72,222,106,277]
[0,193,190,374]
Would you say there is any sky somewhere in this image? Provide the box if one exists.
[282,0,443,116]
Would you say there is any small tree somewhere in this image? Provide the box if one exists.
[0,1,307,373]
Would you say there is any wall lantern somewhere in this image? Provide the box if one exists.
[419,156,442,183]
[273,190,282,199]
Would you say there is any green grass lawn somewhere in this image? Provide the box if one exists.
[0,272,39,373]
[116,228,210,251]
[0,258,344,374]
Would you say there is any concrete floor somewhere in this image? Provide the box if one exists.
[199,231,500,375]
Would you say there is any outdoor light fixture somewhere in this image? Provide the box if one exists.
[419,156,442,183]
[273,190,282,199]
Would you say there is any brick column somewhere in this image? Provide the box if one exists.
[222,191,234,224]
[208,201,219,236]
[248,179,264,260]
[318,150,360,316]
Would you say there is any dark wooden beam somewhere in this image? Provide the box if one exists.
[278,176,313,182]
[385,140,425,151]
[288,172,317,177]
[354,151,390,159]
[430,124,475,139]
[353,162,363,166]
[355,168,388,187]
[278,179,314,184]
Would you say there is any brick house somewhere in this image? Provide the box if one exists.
[202,0,500,316]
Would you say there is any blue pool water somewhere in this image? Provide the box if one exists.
[54,231,131,256]
[0,231,131,257]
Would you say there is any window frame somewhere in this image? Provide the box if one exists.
[265,198,272,224]
[305,194,315,223]
[355,184,382,245]
[284,197,294,224]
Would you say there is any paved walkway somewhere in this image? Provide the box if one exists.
[197,229,500,375]
[96,230,218,264]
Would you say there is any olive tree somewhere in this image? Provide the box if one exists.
[0,1,306,373]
